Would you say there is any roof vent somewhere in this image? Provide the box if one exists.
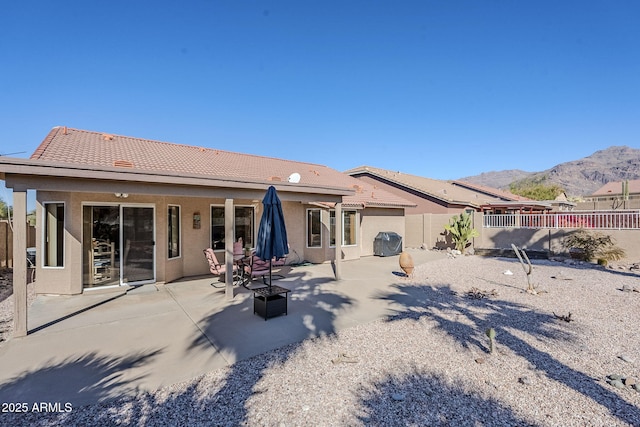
[102,134,115,141]
[113,160,134,168]
[269,176,282,181]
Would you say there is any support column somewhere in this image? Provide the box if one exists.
[13,189,27,337]
[224,198,234,299]
[334,202,342,281]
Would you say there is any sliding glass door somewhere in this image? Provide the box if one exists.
[121,206,155,284]
[83,205,155,288]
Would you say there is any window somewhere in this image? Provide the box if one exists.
[234,206,254,248]
[168,205,180,258]
[330,210,357,246]
[343,210,357,246]
[211,206,255,250]
[44,202,64,267]
[307,209,321,247]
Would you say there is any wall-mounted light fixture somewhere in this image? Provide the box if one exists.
[114,193,129,198]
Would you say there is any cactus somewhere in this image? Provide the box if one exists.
[511,244,537,294]
[486,328,496,354]
[444,212,479,254]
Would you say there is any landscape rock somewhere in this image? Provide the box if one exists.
[518,376,532,385]
[610,379,625,389]
[551,272,573,280]
[619,354,635,363]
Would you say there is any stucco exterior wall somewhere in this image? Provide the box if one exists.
[476,222,640,259]
[405,213,457,249]
[36,191,79,295]
[281,201,305,265]
[576,199,640,210]
[406,211,640,260]
[360,207,405,256]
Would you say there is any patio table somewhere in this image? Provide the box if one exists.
[253,285,290,320]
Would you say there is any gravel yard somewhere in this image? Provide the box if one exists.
[2,255,640,426]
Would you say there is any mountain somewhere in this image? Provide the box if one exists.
[459,146,640,197]
[457,169,533,190]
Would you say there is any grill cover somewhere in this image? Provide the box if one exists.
[373,232,402,256]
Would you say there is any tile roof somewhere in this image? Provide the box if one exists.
[30,127,414,209]
[591,179,640,197]
[450,180,532,202]
[345,165,527,207]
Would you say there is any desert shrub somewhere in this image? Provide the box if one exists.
[564,229,626,262]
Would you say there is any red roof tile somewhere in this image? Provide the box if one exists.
[31,127,414,209]
[345,165,524,207]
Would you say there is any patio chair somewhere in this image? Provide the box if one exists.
[233,238,244,259]
[246,251,290,286]
[247,253,272,286]
[272,247,288,268]
[269,244,289,278]
[203,248,238,288]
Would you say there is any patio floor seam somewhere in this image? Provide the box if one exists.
[164,285,230,365]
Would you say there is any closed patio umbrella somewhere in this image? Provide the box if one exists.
[255,186,289,291]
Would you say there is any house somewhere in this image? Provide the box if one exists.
[345,165,561,249]
[0,127,414,308]
[345,165,542,214]
[582,179,640,210]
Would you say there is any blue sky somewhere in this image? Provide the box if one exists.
[1,1,639,181]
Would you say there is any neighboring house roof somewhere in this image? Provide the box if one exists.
[479,200,553,211]
[25,127,413,209]
[450,180,531,202]
[345,165,528,208]
[591,179,640,197]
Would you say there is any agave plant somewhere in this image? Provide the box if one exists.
[444,212,479,254]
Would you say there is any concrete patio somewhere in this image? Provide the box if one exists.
[0,249,447,408]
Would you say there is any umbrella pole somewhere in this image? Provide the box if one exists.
[268,260,273,291]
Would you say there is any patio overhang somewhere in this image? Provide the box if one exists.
[480,201,553,212]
